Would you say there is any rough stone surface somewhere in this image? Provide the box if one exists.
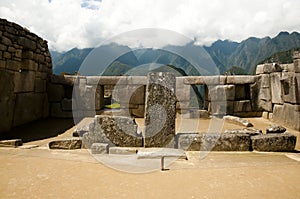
[234,100,252,113]
[137,148,187,159]
[223,115,253,127]
[273,103,300,131]
[224,128,262,136]
[0,139,22,147]
[144,72,176,147]
[109,147,138,155]
[270,72,283,104]
[91,143,109,154]
[82,115,142,148]
[209,85,235,101]
[177,133,251,151]
[251,133,296,152]
[266,124,286,134]
[48,138,82,150]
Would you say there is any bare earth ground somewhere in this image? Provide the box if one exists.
[1,117,300,198]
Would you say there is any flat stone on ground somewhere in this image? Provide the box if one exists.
[0,139,22,147]
[266,124,286,134]
[109,147,138,155]
[223,115,253,127]
[49,138,82,150]
[137,148,187,159]
[251,133,296,152]
[91,143,109,154]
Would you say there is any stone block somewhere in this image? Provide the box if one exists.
[47,83,65,102]
[18,37,36,50]
[226,76,256,84]
[177,133,251,151]
[209,85,235,101]
[61,98,73,111]
[6,60,22,71]
[251,133,296,152]
[281,73,299,104]
[0,60,5,69]
[0,139,22,147]
[137,148,187,159]
[91,143,109,154]
[34,78,46,93]
[256,63,281,74]
[292,59,300,72]
[13,70,35,93]
[273,103,300,131]
[48,138,82,150]
[22,59,38,71]
[0,70,15,132]
[22,50,34,59]
[144,72,176,147]
[83,115,142,148]
[13,93,47,126]
[183,76,227,85]
[262,111,269,119]
[50,75,74,86]
[266,124,286,134]
[223,115,253,127]
[234,100,252,113]
[224,128,262,136]
[109,147,138,154]
[270,72,283,104]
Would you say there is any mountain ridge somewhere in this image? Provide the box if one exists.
[50,31,300,75]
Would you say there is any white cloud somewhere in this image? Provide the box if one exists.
[0,0,299,51]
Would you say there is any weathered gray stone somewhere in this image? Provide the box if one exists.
[144,72,176,147]
[266,124,286,134]
[109,147,138,154]
[292,59,300,72]
[224,128,262,136]
[137,148,187,159]
[22,59,38,71]
[13,70,35,93]
[262,111,269,119]
[183,76,227,85]
[49,138,82,150]
[226,76,256,84]
[251,133,296,152]
[83,115,142,148]
[91,143,109,154]
[223,115,253,127]
[270,72,283,104]
[0,139,22,147]
[177,133,251,151]
[18,37,36,50]
[281,72,300,104]
[50,75,74,85]
[273,103,300,131]
[256,63,282,74]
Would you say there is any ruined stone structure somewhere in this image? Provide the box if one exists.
[1,18,299,140]
[0,19,52,133]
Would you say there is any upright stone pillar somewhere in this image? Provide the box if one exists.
[144,72,176,147]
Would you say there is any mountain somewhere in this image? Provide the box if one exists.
[51,48,93,75]
[259,47,300,64]
[205,31,300,74]
[51,31,300,75]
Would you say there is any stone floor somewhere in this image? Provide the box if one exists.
[1,117,300,198]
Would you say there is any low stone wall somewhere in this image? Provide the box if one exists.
[0,18,52,133]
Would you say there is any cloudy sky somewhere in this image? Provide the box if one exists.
[1,0,299,52]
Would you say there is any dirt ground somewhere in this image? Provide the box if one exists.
[1,117,300,198]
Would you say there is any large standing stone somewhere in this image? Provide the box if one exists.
[82,115,142,148]
[144,72,176,147]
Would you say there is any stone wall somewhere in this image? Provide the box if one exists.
[256,53,300,131]
[0,18,52,133]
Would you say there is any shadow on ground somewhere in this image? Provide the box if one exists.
[0,118,74,142]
